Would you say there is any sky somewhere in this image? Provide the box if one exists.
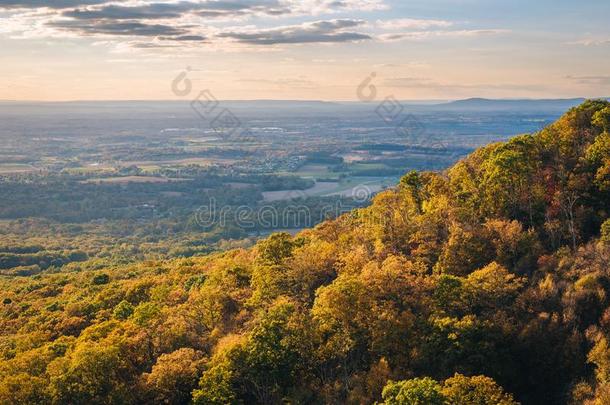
[0,0,609,101]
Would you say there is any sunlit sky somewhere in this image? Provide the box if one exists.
[1,0,609,101]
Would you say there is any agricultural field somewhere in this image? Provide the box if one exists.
[0,99,576,271]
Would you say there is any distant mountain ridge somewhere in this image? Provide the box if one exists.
[2,97,609,108]
[431,97,610,111]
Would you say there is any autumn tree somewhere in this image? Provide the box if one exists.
[382,377,445,405]
[441,373,518,405]
[140,348,204,404]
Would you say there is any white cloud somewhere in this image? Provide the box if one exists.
[288,0,388,14]
[379,29,510,42]
[217,19,371,45]
[0,0,387,48]
[0,0,508,51]
[566,38,610,46]
[376,18,452,31]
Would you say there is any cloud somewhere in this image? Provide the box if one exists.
[62,3,195,20]
[159,34,207,41]
[47,20,188,37]
[0,0,110,9]
[1,1,504,50]
[0,2,507,51]
[566,38,610,46]
[376,18,452,30]
[0,0,386,47]
[61,1,291,21]
[4,0,385,18]
[128,41,181,49]
[217,19,371,45]
[276,0,386,15]
[566,75,610,86]
[379,29,510,42]
[237,77,317,88]
[371,17,508,45]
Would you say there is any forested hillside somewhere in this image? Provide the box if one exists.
[1,101,610,404]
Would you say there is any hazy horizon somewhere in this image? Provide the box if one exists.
[1,97,609,104]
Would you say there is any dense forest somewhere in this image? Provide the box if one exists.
[0,171,356,276]
[1,101,610,404]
